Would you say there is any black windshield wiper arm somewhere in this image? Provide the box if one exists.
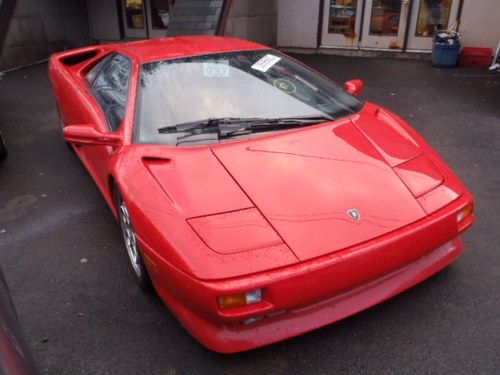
[158,115,334,144]
[158,117,263,134]
[158,115,334,135]
[218,115,333,138]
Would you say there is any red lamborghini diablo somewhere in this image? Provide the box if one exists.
[49,36,474,353]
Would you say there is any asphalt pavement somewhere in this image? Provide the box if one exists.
[0,54,499,374]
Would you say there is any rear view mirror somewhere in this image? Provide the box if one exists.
[343,79,364,96]
[63,125,121,147]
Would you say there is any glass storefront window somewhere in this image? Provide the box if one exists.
[416,0,452,36]
[369,0,402,35]
[125,0,145,29]
[328,0,358,35]
[150,0,175,29]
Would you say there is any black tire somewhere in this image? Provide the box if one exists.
[0,131,7,161]
[114,185,152,291]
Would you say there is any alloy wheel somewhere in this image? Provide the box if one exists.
[119,201,142,278]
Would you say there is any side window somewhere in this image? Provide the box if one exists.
[85,54,114,86]
[90,54,132,132]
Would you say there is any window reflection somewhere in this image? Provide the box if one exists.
[150,0,176,29]
[328,0,358,35]
[91,55,132,131]
[416,0,452,36]
[125,0,145,29]
[369,0,402,35]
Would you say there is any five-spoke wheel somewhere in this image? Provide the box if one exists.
[115,186,152,291]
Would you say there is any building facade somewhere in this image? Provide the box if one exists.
[277,0,500,55]
[0,0,90,70]
[0,0,498,71]
[84,0,277,46]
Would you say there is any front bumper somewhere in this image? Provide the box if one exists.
[139,194,473,353]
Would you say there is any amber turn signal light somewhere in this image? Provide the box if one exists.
[457,206,473,223]
[217,289,262,310]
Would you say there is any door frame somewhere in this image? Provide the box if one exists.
[121,0,148,39]
[405,0,461,51]
[359,0,411,51]
[320,0,364,49]
[145,0,172,39]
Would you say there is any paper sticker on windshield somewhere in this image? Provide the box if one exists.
[203,60,230,77]
[251,54,281,72]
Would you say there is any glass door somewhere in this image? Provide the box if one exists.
[360,0,411,50]
[146,0,175,38]
[122,0,148,39]
[321,0,363,48]
[121,0,175,39]
[406,0,460,51]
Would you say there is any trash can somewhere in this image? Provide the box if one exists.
[432,29,460,67]
[433,43,460,67]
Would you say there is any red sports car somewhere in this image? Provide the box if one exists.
[49,36,474,353]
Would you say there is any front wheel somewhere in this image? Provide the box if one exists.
[115,186,152,291]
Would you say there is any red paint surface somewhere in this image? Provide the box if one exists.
[394,154,444,198]
[49,36,474,352]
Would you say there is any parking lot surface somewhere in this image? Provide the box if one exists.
[0,54,499,374]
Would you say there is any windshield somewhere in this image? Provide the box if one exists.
[135,50,363,146]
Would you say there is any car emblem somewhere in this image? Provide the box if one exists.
[347,208,361,221]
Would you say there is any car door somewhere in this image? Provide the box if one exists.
[82,53,133,195]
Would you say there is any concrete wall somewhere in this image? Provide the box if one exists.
[277,0,319,48]
[0,0,90,70]
[87,0,121,41]
[167,0,223,36]
[459,0,500,52]
[223,0,277,46]
[87,0,224,41]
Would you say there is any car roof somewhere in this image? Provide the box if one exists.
[118,36,271,63]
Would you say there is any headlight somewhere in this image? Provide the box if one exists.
[188,208,282,254]
[394,154,444,198]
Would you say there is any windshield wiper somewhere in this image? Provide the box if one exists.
[158,117,263,134]
[217,116,333,138]
[158,115,333,137]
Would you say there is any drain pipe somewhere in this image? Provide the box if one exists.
[0,0,17,51]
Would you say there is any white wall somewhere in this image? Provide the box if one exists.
[459,0,500,52]
[277,0,320,48]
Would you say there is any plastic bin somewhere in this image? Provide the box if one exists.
[460,47,493,68]
[432,42,460,67]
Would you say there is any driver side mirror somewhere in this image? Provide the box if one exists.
[343,79,364,96]
[63,124,121,147]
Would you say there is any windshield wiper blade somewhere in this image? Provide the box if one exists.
[158,115,334,146]
[158,117,263,134]
[157,115,334,134]
[218,115,333,138]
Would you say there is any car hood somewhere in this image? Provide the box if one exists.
[211,116,427,261]
[117,103,462,278]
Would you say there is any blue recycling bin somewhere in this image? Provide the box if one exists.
[432,42,460,67]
